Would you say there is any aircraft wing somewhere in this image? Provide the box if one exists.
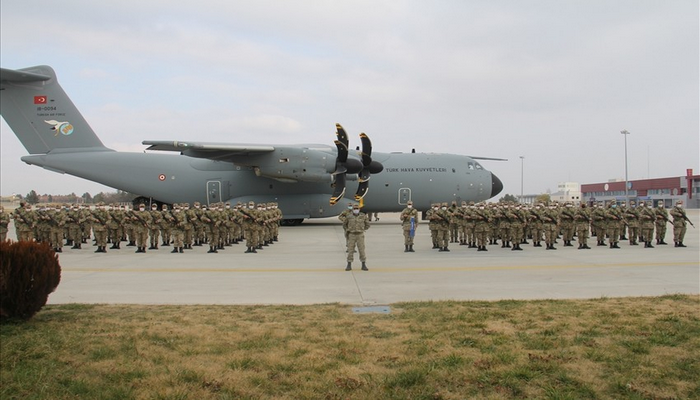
[143,140,275,161]
[143,140,275,153]
[143,140,334,183]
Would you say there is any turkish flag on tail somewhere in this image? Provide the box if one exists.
[34,96,47,104]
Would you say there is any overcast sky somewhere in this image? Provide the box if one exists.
[1,0,698,199]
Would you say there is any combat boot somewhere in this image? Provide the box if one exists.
[678,242,686,248]
[171,247,179,253]
[179,247,184,253]
[408,245,415,252]
[208,246,218,253]
[127,241,136,247]
[361,262,368,271]
[345,262,352,271]
[647,242,654,248]
[110,243,119,249]
[149,245,157,250]
[659,240,667,245]
[404,245,409,252]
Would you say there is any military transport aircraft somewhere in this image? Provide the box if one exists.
[1,65,504,224]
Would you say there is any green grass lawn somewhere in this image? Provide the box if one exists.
[2,295,698,399]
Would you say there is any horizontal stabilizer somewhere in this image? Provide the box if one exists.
[469,156,508,161]
[0,68,51,83]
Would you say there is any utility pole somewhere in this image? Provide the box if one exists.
[620,130,630,204]
[519,156,524,203]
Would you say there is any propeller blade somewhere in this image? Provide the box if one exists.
[359,133,372,166]
[330,173,346,206]
[333,140,348,174]
[355,180,369,201]
[355,132,375,200]
[335,123,349,149]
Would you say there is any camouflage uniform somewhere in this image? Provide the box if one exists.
[606,203,623,249]
[0,206,9,241]
[473,204,491,251]
[91,204,112,252]
[131,204,153,253]
[65,205,83,248]
[622,202,640,245]
[338,203,353,248]
[192,202,206,246]
[448,201,459,243]
[183,204,194,249]
[591,203,607,246]
[12,204,35,242]
[638,202,656,248]
[432,203,451,252]
[169,204,186,253]
[48,205,67,252]
[508,205,526,250]
[343,204,370,270]
[399,201,419,252]
[574,203,591,249]
[202,204,220,253]
[149,204,162,249]
[654,202,669,245]
[108,205,124,249]
[542,205,559,250]
[426,204,439,248]
[559,203,576,247]
[528,204,544,247]
[669,202,688,247]
[158,204,172,246]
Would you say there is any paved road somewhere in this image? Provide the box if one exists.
[9,211,697,305]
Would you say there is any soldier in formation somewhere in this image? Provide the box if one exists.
[654,201,669,245]
[3,199,690,255]
[0,206,9,241]
[5,200,283,254]
[670,200,690,247]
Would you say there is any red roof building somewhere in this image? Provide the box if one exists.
[581,169,699,208]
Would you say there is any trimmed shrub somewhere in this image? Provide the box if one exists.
[0,240,61,320]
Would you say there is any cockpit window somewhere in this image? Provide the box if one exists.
[467,162,475,170]
[474,162,483,170]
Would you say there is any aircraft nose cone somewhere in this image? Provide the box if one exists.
[491,173,503,198]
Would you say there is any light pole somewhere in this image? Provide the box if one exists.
[519,156,524,203]
[620,130,630,204]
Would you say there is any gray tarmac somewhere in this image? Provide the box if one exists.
[11,211,698,305]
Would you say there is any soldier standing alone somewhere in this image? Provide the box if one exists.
[343,204,370,271]
[399,201,419,252]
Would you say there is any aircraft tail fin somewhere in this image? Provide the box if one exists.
[1,65,107,154]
